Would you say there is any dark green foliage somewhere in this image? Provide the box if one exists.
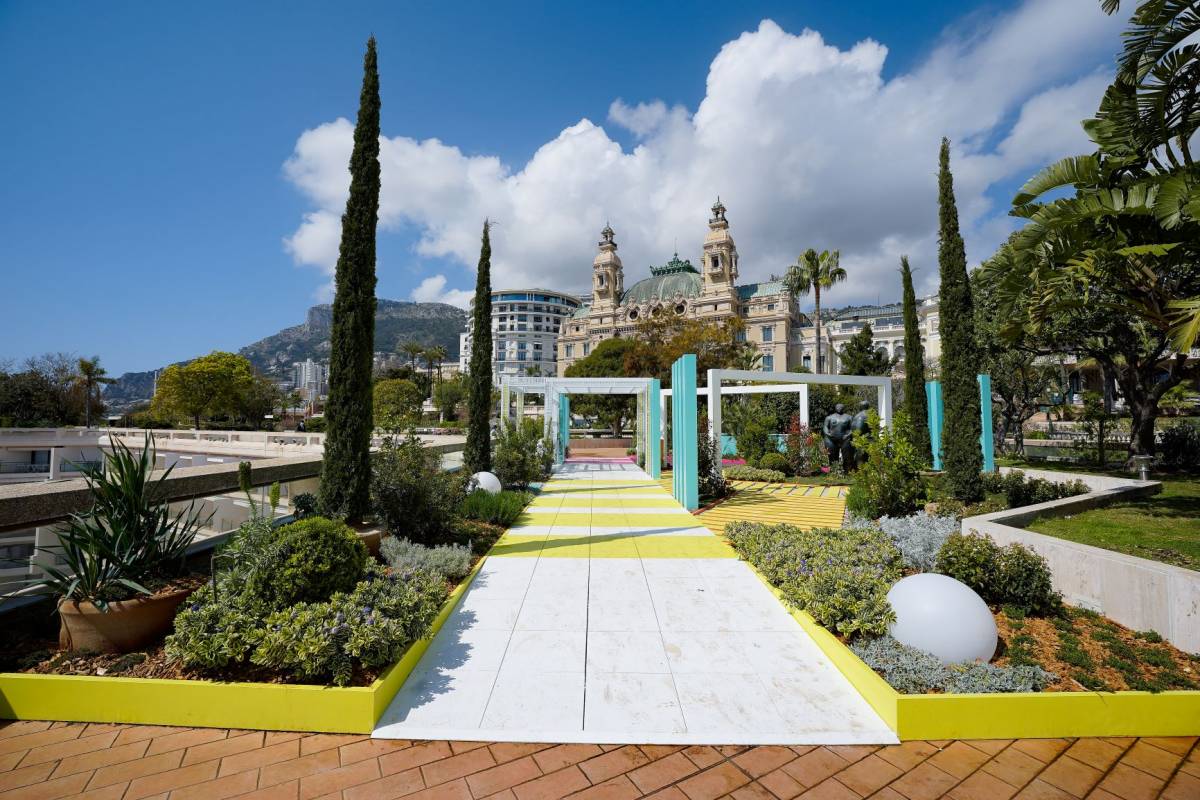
[1159,422,1200,471]
[371,434,466,545]
[785,418,828,477]
[899,256,931,463]
[459,489,530,527]
[291,492,318,519]
[837,322,895,376]
[320,38,381,523]
[245,518,368,608]
[563,338,637,436]
[758,452,791,474]
[726,522,903,637]
[464,221,494,473]
[936,139,984,500]
[982,470,1089,509]
[846,411,927,519]
[935,531,1061,615]
[492,418,553,489]
[35,436,209,610]
[737,421,773,466]
[1135,629,1164,643]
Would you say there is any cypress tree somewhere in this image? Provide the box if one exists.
[936,138,983,500]
[464,220,493,473]
[318,37,380,523]
[899,256,931,463]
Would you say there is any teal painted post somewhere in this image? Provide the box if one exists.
[925,380,944,471]
[557,394,570,462]
[648,379,662,479]
[671,355,698,510]
[977,374,995,473]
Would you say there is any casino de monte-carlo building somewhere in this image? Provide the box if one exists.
[557,200,807,376]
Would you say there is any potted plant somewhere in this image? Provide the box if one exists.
[36,435,211,652]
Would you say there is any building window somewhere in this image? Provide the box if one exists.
[766,303,776,311]
[761,325,773,342]
[583,343,590,356]
[802,354,812,367]
[762,355,774,371]
[735,329,746,343]
[565,345,574,358]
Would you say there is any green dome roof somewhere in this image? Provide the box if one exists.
[621,254,701,305]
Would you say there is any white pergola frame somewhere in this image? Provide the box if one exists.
[678,369,892,445]
[499,375,662,470]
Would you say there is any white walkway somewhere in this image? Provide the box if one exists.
[374,462,896,745]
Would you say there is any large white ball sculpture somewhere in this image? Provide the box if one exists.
[470,471,502,495]
[887,573,997,665]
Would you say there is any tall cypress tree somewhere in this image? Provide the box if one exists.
[464,220,493,473]
[936,138,983,500]
[319,37,380,522]
[899,256,931,463]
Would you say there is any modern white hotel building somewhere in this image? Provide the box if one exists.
[459,289,583,383]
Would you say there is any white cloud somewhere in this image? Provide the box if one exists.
[410,274,473,308]
[283,0,1122,305]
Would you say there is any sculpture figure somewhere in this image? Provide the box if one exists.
[821,403,854,470]
[849,400,872,467]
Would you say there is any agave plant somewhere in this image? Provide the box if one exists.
[37,435,211,611]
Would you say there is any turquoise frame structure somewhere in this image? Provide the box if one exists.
[670,355,698,510]
[497,375,663,478]
[924,375,995,473]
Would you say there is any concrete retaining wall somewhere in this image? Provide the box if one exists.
[963,467,1199,653]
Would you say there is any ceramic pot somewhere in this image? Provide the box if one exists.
[58,587,195,653]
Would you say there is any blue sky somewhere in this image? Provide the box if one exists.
[0,1,1124,376]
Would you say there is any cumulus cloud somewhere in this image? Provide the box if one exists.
[283,0,1122,305]
[410,274,473,308]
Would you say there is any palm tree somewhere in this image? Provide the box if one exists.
[426,345,448,385]
[785,249,846,372]
[398,341,424,372]
[74,356,114,428]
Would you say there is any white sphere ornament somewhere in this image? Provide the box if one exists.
[887,573,997,665]
[470,471,502,495]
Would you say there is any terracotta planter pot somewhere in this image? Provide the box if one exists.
[58,587,195,653]
[349,523,383,557]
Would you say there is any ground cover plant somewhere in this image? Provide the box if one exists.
[459,489,531,527]
[725,521,902,637]
[850,636,1055,694]
[723,465,788,483]
[380,537,472,582]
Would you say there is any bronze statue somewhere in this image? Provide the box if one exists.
[821,403,854,470]
[849,401,871,467]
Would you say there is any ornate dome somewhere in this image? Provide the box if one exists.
[620,254,701,306]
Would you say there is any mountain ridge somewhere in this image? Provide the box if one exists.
[104,299,466,408]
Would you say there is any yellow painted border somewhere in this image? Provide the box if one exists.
[739,549,1200,740]
[0,551,490,734]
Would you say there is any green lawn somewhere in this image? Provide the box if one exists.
[1009,460,1200,570]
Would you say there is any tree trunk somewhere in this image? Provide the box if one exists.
[1127,398,1159,459]
[814,288,822,373]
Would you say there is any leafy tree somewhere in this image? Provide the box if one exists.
[785,248,846,372]
[0,369,61,426]
[564,337,638,436]
[73,356,114,428]
[623,314,754,384]
[425,345,448,390]
[936,138,984,501]
[464,221,494,473]
[319,37,381,523]
[373,378,423,432]
[236,373,282,429]
[837,322,895,376]
[152,352,254,428]
[987,1,1200,458]
[433,375,466,422]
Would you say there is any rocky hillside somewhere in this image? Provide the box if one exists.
[104,300,467,408]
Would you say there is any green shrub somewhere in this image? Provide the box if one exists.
[245,517,367,608]
[846,411,927,520]
[381,537,472,581]
[697,431,730,501]
[303,416,326,432]
[458,489,530,527]
[935,531,1060,615]
[758,452,791,474]
[291,492,318,519]
[493,419,553,489]
[993,470,1089,509]
[737,422,773,465]
[725,521,902,637]
[1159,422,1200,471]
[785,417,828,477]
[371,434,466,545]
[723,465,788,482]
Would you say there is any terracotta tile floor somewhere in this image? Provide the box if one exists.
[1,721,1196,799]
